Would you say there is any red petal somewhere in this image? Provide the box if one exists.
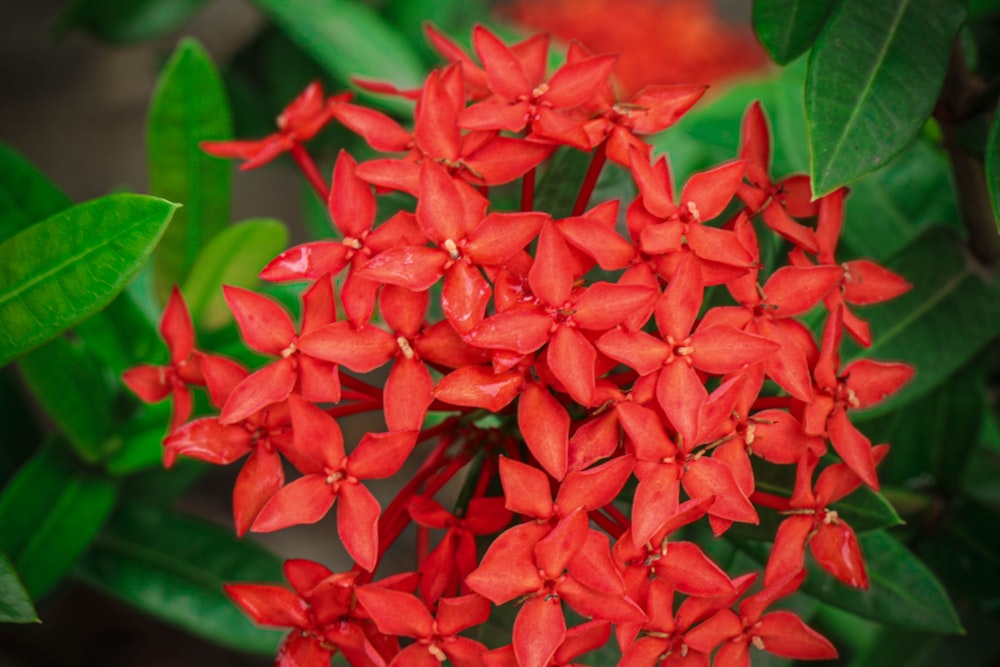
[548,326,597,406]
[261,240,346,284]
[223,285,295,355]
[225,584,310,628]
[338,482,381,571]
[681,160,745,221]
[513,596,565,667]
[466,212,546,265]
[682,457,758,525]
[252,475,335,532]
[233,446,284,536]
[298,322,396,373]
[333,103,412,152]
[843,259,911,305]
[828,409,879,489]
[466,522,548,604]
[534,509,589,577]
[765,266,842,317]
[164,417,251,465]
[122,365,170,403]
[288,394,345,470]
[595,329,670,376]
[220,358,296,424]
[355,587,434,638]
[330,150,376,238]
[656,361,707,447]
[572,283,657,331]
[689,326,780,374]
[529,222,575,307]
[473,25,530,99]
[162,286,195,363]
[518,382,570,480]
[359,246,447,290]
[657,541,735,597]
[655,253,702,341]
[842,359,914,409]
[757,611,839,659]
[543,54,617,109]
[811,520,868,588]
[384,357,433,432]
[442,261,491,335]
[433,365,523,411]
[467,309,552,354]
[348,431,418,479]
[499,456,555,519]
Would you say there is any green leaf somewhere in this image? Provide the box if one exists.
[0,550,38,623]
[104,402,171,476]
[250,0,425,114]
[803,530,962,632]
[842,137,960,260]
[74,504,284,656]
[0,194,178,368]
[60,0,208,44]
[752,0,839,65]
[0,445,118,598]
[806,0,966,196]
[535,148,591,219]
[73,289,160,375]
[859,355,985,489]
[149,38,232,301]
[0,143,71,243]
[986,107,1000,229]
[181,218,288,330]
[17,336,117,464]
[846,226,1000,419]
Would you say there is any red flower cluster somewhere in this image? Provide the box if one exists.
[125,24,914,667]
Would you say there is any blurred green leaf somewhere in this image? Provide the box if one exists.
[181,218,288,330]
[860,355,985,489]
[74,504,284,656]
[0,194,178,368]
[803,530,962,632]
[104,402,171,476]
[0,445,118,598]
[0,143,71,243]
[807,0,966,196]
[986,106,1000,229]
[250,0,424,114]
[0,550,38,623]
[846,226,1000,419]
[752,0,838,65]
[535,148,591,219]
[61,0,208,44]
[73,290,160,375]
[149,38,232,301]
[17,336,117,464]
[919,496,1000,606]
[0,369,41,485]
[842,138,960,260]
[384,0,490,65]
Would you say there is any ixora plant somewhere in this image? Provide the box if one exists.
[118,23,926,667]
[4,0,1000,665]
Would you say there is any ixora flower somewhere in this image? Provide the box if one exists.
[125,23,915,667]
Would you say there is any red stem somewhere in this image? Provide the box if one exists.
[521,167,536,212]
[323,401,382,419]
[340,373,383,399]
[751,396,794,410]
[602,502,630,532]
[290,144,330,201]
[589,509,625,539]
[572,142,607,216]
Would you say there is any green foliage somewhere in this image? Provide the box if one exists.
[0,446,118,598]
[752,0,838,64]
[250,0,425,114]
[60,0,209,44]
[148,38,233,301]
[74,504,285,656]
[0,551,38,624]
[806,0,966,196]
[0,194,177,367]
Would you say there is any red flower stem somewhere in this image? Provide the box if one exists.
[379,453,471,560]
[290,144,330,200]
[572,142,607,216]
[340,373,383,399]
[602,502,630,531]
[339,390,377,402]
[589,509,625,539]
[751,396,793,410]
[416,525,429,563]
[323,401,382,419]
[521,167,536,211]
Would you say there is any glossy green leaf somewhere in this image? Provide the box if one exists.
[802,530,963,633]
[847,226,1000,420]
[0,194,177,368]
[74,504,284,655]
[250,0,424,113]
[842,137,961,260]
[0,550,38,623]
[73,290,160,375]
[17,336,116,464]
[806,0,966,196]
[0,369,41,486]
[535,147,592,219]
[149,38,232,301]
[0,143,71,243]
[181,218,288,330]
[0,445,118,598]
[61,0,208,43]
[986,106,1000,229]
[752,0,839,64]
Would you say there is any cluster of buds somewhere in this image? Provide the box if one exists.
[123,24,914,667]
